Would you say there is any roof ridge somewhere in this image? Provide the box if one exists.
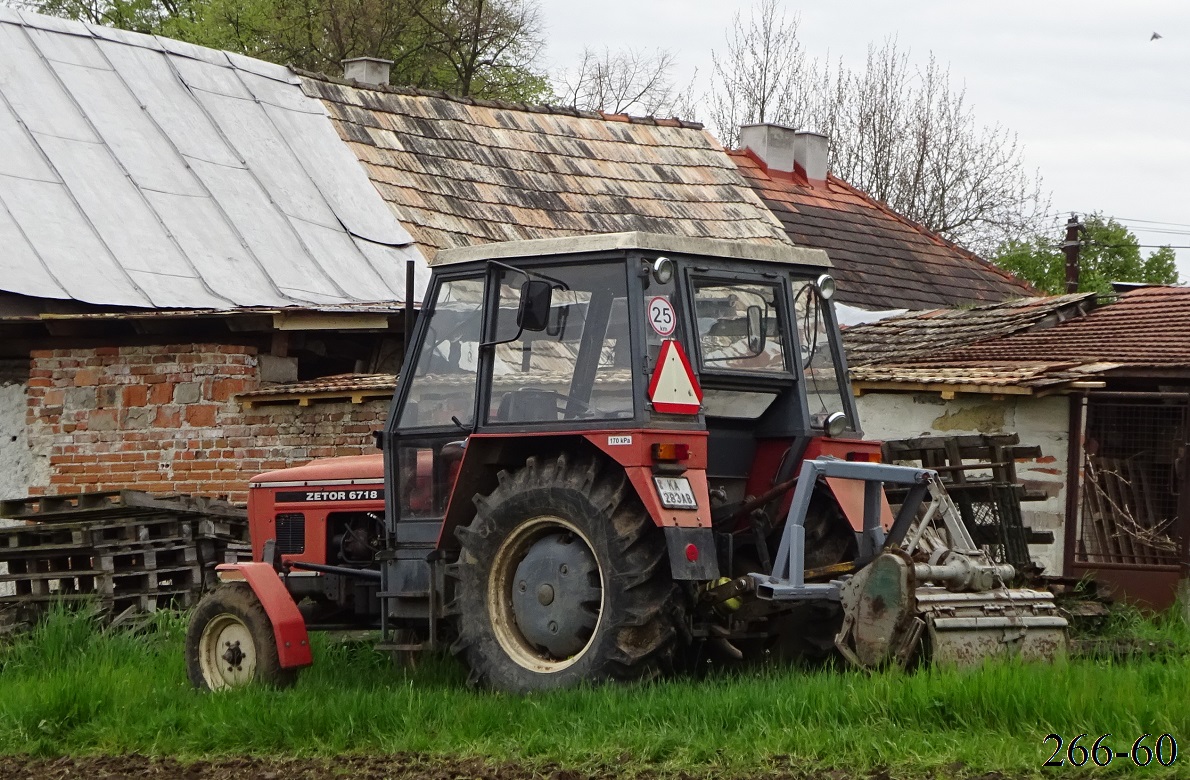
[297,69,706,130]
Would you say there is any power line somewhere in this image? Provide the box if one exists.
[1111,216,1190,230]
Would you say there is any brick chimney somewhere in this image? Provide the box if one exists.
[740,123,829,185]
[342,57,393,86]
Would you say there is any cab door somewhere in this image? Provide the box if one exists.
[383,273,484,618]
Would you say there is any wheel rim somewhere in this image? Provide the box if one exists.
[198,613,258,690]
[488,516,604,673]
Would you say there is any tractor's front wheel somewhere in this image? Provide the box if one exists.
[453,454,682,692]
[185,584,296,691]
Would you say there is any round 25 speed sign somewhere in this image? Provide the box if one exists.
[648,297,676,336]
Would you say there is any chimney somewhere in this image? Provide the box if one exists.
[739,124,829,184]
[793,130,829,184]
[739,123,797,175]
[342,57,393,86]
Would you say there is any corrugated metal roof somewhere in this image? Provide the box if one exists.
[0,10,428,309]
[299,76,792,261]
[729,150,1038,311]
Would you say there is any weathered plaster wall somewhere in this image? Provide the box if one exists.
[1,360,47,502]
[857,392,1070,575]
[0,361,37,597]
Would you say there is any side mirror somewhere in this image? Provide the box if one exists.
[746,305,766,355]
[517,280,553,332]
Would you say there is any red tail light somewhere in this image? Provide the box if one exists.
[845,451,882,463]
[651,443,690,462]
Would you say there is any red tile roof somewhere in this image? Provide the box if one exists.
[946,286,1190,367]
[728,150,1037,310]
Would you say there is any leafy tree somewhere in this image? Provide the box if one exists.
[993,214,1179,296]
[9,0,550,102]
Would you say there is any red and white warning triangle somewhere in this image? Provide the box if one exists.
[648,340,702,414]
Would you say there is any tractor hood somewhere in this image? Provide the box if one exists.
[249,453,384,487]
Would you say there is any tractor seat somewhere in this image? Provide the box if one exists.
[495,388,560,423]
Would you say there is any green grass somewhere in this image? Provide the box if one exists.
[1,605,1189,777]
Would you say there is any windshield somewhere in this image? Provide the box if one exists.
[486,262,633,423]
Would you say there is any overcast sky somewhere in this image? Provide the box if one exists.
[538,0,1190,281]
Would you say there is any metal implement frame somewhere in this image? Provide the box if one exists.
[751,458,945,601]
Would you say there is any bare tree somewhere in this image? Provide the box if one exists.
[706,0,812,148]
[706,10,1049,253]
[555,47,681,115]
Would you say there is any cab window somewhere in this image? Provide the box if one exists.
[693,281,788,374]
[397,276,484,428]
[486,262,634,423]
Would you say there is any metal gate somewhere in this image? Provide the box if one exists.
[1068,393,1189,607]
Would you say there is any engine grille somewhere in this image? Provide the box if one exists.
[274,513,306,555]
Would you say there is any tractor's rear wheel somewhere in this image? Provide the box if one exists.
[453,454,681,692]
[185,583,296,691]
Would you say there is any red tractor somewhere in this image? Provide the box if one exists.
[185,233,1066,693]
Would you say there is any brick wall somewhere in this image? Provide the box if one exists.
[27,345,388,503]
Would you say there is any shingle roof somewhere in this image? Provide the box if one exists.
[300,76,792,261]
[238,373,397,406]
[0,10,427,310]
[850,361,1121,392]
[844,293,1096,366]
[941,286,1190,368]
[728,150,1037,310]
[845,286,1190,394]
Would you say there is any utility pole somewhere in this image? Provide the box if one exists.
[1062,214,1083,294]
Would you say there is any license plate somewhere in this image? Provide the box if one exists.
[654,477,697,510]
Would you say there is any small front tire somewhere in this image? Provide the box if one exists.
[185,584,296,691]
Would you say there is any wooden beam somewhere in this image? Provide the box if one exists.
[851,381,1033,397]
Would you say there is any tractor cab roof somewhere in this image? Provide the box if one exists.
[433,232,832,269]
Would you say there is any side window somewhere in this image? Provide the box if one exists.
[792,280,853,430]
[693,281,787,373]
[486,263,634,423]
[398,277,484,428]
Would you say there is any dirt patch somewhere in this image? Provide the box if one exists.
[0,755,1034,780]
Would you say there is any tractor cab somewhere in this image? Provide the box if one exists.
[379,234,859,628]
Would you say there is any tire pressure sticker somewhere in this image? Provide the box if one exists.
[648,296,677,336]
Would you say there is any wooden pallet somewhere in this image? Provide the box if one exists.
[0,490,247,522]
[0,491,248,620]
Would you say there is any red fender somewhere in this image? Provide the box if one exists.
[215,562,313,669]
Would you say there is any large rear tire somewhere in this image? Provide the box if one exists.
[185,583,297,691]
[453,453,682,692]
